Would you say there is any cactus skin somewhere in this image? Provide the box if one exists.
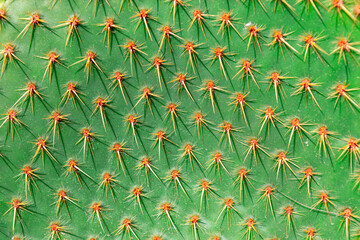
[0,0,360,239]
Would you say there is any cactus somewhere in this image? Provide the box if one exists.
[0,0,360,239]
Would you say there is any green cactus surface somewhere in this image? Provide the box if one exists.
[1,0,360,239]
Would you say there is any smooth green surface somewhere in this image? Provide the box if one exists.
[0,0,360,239]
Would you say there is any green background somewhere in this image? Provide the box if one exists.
[0,0,360,239]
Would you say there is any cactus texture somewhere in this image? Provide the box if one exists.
[0,0,360,239]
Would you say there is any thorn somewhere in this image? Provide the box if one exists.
[244,24,266,55]
[55,15,84,47]
[119,0,137,13]
[98,172,120,200]
[168,0,190,24]
[38,51,67,84]
[210,234,221,240]
[354,4,360,19]
[109,71,130,104]
[217,11,243,39]
[125,186,148,214]
[272,0,298,16]
[311,191,336,223]
[266,71,295,103]
[243,138,271,164]
[0,8,9,31]
[301,33,328,64]
[327,82,360,111]
[281,206,299,236]
[258,106,284,137]
[206,151,231,178]
[292,78,322,110]
[258,185,276,219]
[31,137,59,166]
[337,137,360,172]
[186,215,202,240]
[64,159,95,187]
[76,127,97,161]
[188,9,213,40]
[219,122,240,151]
[60,82,86,108]
[98,17,125,50]
[266,72,294,103]
[92,97,111,131]
[112,217,140,240]
[269,29,299,59]
[12,82,44,114]
[3,198,32,234]
[209,46,233,81]
[314,126,335,157]
[152,129,176,164]
[178,143,203,172]
[191,111,215,139]
[233,59,261,89]
[121,40,148,76]
[330,36,360,66]
[1,44,25,78]
[339,208,360,240]
[199,80,227,113]
[133,87,162,117]
[273,151,299,179]
[87,0,112,16]
[163,103,182,133]
[304,227,316,240]
[330,0,357,22]
[286,117,312,149]
[124,114,141,147]
[296,0,326,19]
[46,111,69,146]
[21,165,40,198]
[180,41,203,74]
[216,198,241,228]
[109,142,131,175]
[352,171,360,190]
[0,109,27,141]
[69,50,104,84]
[136,156,163,185]
[48,222,70,239]
[157,202,182,236]
[16,12,47,41]
[165,168,190,198]
[132,9,156,41]
[230,92,254,126]
[169,73,196,102]
[90,202,109,233]
[158,24,184,53]
[299,167,319,197]
[233,168,254,202]
[147,56,167,90]
[151,234,164,240]
[55,189,81,217]
[197,179,217,211]
[241,218,263,240]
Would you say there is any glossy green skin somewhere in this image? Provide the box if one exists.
[0,0,360,239]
